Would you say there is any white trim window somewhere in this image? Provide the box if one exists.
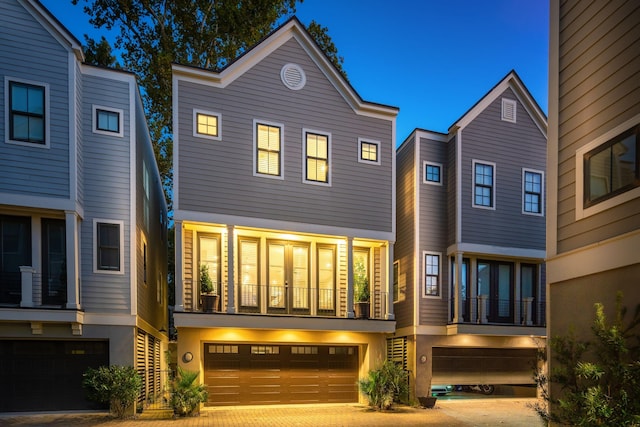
[303,129,331,186]
[358,138,381,165]
[423,161,443,185]
[522,168,544,215]
[5,77,50,148]
[253,120,284,179]
[472,160,496,209]
[193,109,221,140]
[423,251,441,298]
[576,116,640,220]
[92,105,124,137]
[93,219,125,274]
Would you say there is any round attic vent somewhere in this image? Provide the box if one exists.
[280,63,306,90]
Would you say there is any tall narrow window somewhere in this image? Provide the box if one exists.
[317,245,336,314]
[199,234,220,296]
[523,169,544,215]
[96,222,121,271]
[9,81,45,144]
[473,160,495,208]
[423,253,440,297]
[255,122,282,177]
[304,131,330,184]
[0,215,32,304]
[239,238,259,311]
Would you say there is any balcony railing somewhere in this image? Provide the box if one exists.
[451,296,546,327]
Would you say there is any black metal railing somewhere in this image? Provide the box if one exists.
[450,297,546,326]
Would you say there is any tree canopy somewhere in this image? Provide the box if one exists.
[73,0,346,207]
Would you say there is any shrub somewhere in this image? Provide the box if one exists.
[82,365,142,419]
[170,367,208,417]
[358,361,409,410]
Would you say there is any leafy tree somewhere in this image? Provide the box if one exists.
[72,0,347,207]
[532,292,640,426]
[83,35,118,68]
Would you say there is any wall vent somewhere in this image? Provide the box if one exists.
[502,98,517,123]
[281,63,306,90]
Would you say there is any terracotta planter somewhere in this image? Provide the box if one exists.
[354,301,370,319]
[201,294,219,313]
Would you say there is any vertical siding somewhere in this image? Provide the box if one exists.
[417,136,449,325]
[80,74,132,312]
[460,88,546,250]
[176,38,394,232]
[394,138,416,328]
[0,0,70,199]
[556,0,640,253]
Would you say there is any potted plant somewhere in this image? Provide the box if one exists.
[353,259,370,319]
[199,264,218,313]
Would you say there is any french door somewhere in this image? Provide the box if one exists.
[477,260,513,323]
[267,240,310,314]
[42,219,66,305]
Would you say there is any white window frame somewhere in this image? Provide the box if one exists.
[253,119,284,180]
[472,159,496,210]
[422,251,441,299]
[423,161,443,186]
[193,108,222,141]
[93,219,125,274]
[522,168,544,216]
[4,76,51,148]
[358,138,381,165]
[92,105,124,137]
[575,114,640,220]
[302,128,331,186]
[501,98,517,123]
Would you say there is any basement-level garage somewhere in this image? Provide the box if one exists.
[204,343,359,406]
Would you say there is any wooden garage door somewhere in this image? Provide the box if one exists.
[204,344,358,405]
[0,340,109,412]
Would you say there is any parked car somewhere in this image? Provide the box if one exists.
[431,384,454,396]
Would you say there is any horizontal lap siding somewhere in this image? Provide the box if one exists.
[81,75,132,312]
[418,136,449,325]
[177,39,393,232]
[556,0,640,253]
[0,1,70,199]
[460,88,546,250]
[394,140,415,328]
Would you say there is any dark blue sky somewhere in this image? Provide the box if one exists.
[41,0,549,143]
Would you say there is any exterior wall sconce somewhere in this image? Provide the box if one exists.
[183,352,194,363]
[420,355,427,364]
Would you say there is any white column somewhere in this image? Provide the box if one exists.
[478,294,488,324]
[524,297,534,325]
[470,258,478,323]
[20,266,35,307]
[346,237,354,318]
[174,221,184,311]
[65,211,80,310]
[453,252,463,323]
[226,225,236,314]
[386,243,395,320]
[514,262,522,324]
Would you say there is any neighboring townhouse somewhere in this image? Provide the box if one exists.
[394,71,547,400]
[547,0,640,412]
[0,0,168,412]
[172,17,397,406]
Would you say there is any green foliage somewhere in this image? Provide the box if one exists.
[199,264,214,294]
[82,365,142,419]
[358,361,409,410]
[354,259,370,302]
[170,367,208,417]
[306,20,347,81]
[82,35,118,68]
[533,292,640,426]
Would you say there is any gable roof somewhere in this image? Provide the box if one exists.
[172,16,398,121]
[448,70,547,137]
[23,0,84,61]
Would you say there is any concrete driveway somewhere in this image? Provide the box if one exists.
[0,398,544,426]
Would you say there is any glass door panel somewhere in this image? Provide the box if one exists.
[291,245,309,310]
[239,239,259,311]
[498,264,512,318]
[268,243,286,310]
[317,246,335,314]
[42,219,66,305]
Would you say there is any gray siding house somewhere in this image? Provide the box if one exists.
[547,0,640,415]
[0,0,168,412]
[394,71,547,400]
[173,17,398,406]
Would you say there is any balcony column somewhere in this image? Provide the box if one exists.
[386,243,395,320]
[523,297,534,325]
[174,220,184,311]
[226,225,236,314]
[453,251,463,323]
[65,211,80,310]
[19,266,35,307]
[477,294,488,324]
[514,263,522,324]
[469,258,478,322]
[346,237,354,318]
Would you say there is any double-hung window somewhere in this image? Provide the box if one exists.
[304,130,330,185]
[423,252,440,297]
[254,121,282,177]
[7,79,47,145]
[473,160,495,208]
[523,169,544,215]
[94,220,123,273]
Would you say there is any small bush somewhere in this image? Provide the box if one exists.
[170,367,208,416]
[358,361,409,410]
[82,365,141,419]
